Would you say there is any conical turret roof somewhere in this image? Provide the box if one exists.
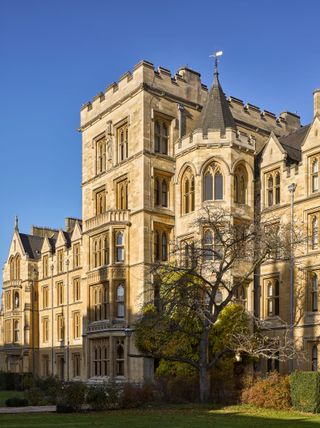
[195,70,236,135]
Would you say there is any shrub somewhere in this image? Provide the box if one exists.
[0,372,22,391]
[25,387,49,406]
[104,381,122,409]
[157,376,198,403]
[241,371,291,410]
[121,382,154,408]
[5,397,29,407]
[57,382,87,412]
[36,376,62,404]
[290,371,320,413]
[86,385,108,410]
[21,373,35,391]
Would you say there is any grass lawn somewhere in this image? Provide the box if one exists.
[0,390,25,407]
[1,405,320,428]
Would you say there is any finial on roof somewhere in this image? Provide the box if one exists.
[195,51,235,135]
[209,50,223,77]
[14,215,19,231]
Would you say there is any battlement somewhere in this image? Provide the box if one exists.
[80,60,208,130]
[80,60,301,137]
[228,97,301,136]
[176,127,255,157]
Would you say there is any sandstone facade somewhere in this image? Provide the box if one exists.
[0,59,318,379]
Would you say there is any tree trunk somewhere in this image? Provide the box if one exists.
[199,329,210,403]
[199,365,210,403]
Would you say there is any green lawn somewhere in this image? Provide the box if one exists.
[0,390,25,407]
[1,405,320,428]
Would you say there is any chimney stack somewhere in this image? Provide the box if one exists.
[314,89,320,117]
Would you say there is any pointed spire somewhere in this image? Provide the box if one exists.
[195,55,235,136]
[14,215,19,231]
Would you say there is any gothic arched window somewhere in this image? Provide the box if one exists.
[204,230,213,261]
[312,216,319,249]
[155,119,169,155]
[154,231,160,261]
[204,172,213,201]
[312,273,318,312]
[116,340,125,376]
[181,167,195,214]
[116,284,125,318]
[214,171,223,200]
[162,232,168,261]
[14,292,19,309]
[234,165,247,204]
[115,232,124,262]
[312,159,319,193]
[203,163,223,201]
[275,173,281,204]
[13,320,19,342]
[154,178,160,206]
[267,176,273,207]
[162,180,168,207]
[9,257,14,280]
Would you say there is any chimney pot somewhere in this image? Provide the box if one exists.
[314,89,320,117]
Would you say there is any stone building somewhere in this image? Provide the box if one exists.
[0,58,319,380]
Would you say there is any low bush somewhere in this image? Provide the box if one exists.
[25,387,49,406]
[290,371,320,413]
[121,382,154,408]
[36,375,62,404]
[57,382,87,412]
[86,385,108,410]
[157,376,199,403]
[241,371,291,410]
[5,397,29,407]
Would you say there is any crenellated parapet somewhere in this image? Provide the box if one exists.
[79,60,208,131]
[175,127,255,157]
[228,96,301,136]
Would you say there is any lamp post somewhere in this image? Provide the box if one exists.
[288,183,297,373]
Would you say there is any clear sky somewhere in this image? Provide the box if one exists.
[0,0,319,288]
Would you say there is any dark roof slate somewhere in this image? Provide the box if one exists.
[278,125,310,163]
[19,233,44,260]
[195,72,236,135]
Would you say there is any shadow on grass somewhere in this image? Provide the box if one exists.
[0,405,319,428]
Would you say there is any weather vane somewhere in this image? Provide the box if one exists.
[209,50,223,74]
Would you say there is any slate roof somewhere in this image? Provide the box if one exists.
[19,233,44,260]
[278,125,310,163]
[195,71,236,135]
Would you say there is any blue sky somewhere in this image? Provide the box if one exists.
[0,0,319,287]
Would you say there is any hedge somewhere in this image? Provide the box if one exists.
[0,372,33,391]
[290,371,320,413]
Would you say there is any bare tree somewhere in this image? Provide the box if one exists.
[134,207,305,403]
